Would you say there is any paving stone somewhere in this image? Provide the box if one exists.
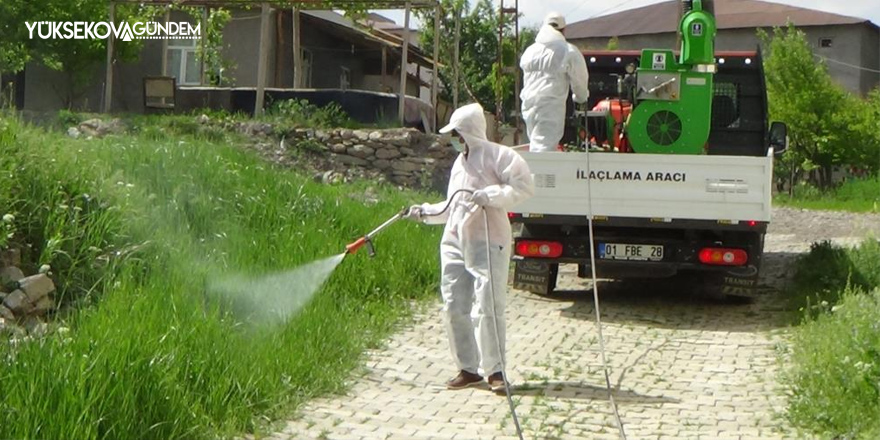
[261,228,849,439]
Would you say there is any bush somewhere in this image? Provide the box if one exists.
[783,286,880,438]
[783,239,880,438]
[789,240,880,315]
[270,98,354,129]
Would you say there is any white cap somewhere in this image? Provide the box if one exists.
[544,12,566,30]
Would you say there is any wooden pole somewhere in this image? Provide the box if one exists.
[161,9,170,76]
[103,2,116,113]
[398,1,411,125]
[275,8,283,87]
[381,46,387,91]
[292,7,302,88]
[255,2,271,116]
[495,3,504,141]
[201,6,208,85]
[431,3,440,132]
[453,5,460,109]
[514,0,521,144]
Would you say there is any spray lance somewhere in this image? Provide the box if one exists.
[343,189,477,257]
[344,206,409,257]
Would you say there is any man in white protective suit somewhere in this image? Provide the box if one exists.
[520,12,589,152]
[404,103,534,391]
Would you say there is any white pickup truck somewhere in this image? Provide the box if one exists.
[508,50,787,297]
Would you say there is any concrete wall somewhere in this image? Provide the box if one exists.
[221,10,276,88]
[857,24,880,94]
[570,23,880,96]
[23,38,165,112]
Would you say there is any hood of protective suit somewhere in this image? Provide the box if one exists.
[438,103,496,171]
[535,24,566,45]
[426,103,534,246]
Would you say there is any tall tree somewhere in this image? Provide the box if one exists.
[760,24,880,188]
[418,0,535,119]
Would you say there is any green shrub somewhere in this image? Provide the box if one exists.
[789,240,880,315]
[270,99,354,129]
[783,239,880,438]
[783,286,880,438]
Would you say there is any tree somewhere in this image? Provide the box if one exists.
[418,0,536,120]
[760,24,880,189]
[0,0,156,107]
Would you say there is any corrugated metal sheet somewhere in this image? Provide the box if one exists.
[566,0,873,39]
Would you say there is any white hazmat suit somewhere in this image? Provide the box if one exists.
[411,103,534,379]
[520,21,589,152]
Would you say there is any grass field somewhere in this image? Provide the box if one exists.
[774,177,880,213]
[0,114,442,439]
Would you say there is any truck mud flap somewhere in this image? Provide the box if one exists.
[720,264,761,296]
[513,260,558,295]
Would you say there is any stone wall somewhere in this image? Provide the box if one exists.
[0,248,56,339]
[283,127,457,192]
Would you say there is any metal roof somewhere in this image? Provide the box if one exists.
[566,0,875,39]
[300,10,435,68]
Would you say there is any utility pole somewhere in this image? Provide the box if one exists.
[496,0,520,144]
[453,5,460,109]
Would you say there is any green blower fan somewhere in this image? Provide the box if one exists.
[627,0,717,154]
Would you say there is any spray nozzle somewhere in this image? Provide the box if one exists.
[365,238,376,258]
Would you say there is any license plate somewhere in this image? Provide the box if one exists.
[598,243,664,261]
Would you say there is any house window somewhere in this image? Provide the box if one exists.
[819,38,833,48]
[167,39,201,86]
[340,66,350,90]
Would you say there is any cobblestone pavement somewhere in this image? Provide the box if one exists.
[265,210,873,440]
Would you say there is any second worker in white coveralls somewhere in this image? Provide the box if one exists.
[520,12,590,152]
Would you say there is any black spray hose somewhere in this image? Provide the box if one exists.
[420,188,475,218]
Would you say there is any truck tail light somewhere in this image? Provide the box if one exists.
[516,240,563,258]
[698,247,748,266]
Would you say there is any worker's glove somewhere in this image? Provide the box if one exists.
[403,205,423,222]
[471,190,490,207]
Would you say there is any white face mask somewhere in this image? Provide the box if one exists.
[451,138,466,152]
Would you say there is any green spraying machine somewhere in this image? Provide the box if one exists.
[591,0,718,155]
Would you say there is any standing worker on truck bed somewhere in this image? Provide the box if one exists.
[520,12,590,152]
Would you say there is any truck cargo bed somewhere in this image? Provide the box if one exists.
[511,149,773,223]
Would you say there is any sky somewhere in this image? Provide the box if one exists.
[374,0,880,31]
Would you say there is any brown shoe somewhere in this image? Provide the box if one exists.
[446,370,484,390]
[487,372,506,392]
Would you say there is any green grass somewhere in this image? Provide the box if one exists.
[774,177,880,213]
[782,239,880,438]
[0,114,439,439]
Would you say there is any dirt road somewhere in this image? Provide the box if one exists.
[265,208,878,440]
